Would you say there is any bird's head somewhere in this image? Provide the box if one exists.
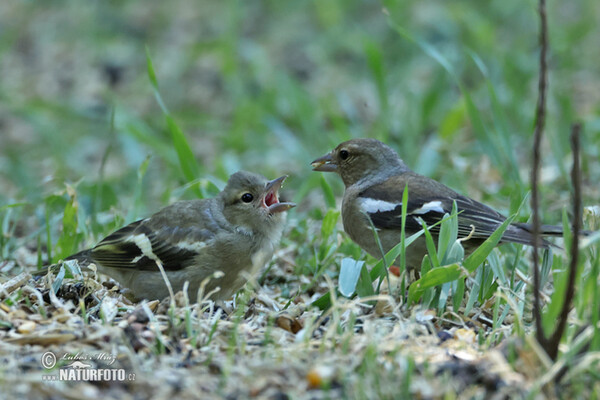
[311,138,409,186]
[220,171,296,236]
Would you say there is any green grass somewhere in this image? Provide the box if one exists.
[1,0,600,398]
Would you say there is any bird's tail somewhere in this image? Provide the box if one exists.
[514,223,592,237]
[507,223,593,250]
[33,249,93,277]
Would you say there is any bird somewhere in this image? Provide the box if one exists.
[311,138,572,268]
[50,171,295,302]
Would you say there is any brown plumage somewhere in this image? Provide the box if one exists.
[312,138,573,268]
[55,171,295,302]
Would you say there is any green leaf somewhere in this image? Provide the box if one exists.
[453,277,465,312]
[356,264,375,298]
[539,247,554,288]
[369,228,425,282]
[463,215,515,273]
[497,303,511,332]
[165,115,202,193]
[464,268,481,315]
[421,220,439,268]
[339,258,365,297]
[421,254,432,276]
[320,174,337,209]
[311,292,332,311]
[122,117,178,164]
[437,282,450,313]
[482,281,498,301]
[408,263,462,303]
[51,264,66,295]
[438,202,459,261]
[368,212,456,282]
[543,257,568,334]
[399,185,409,272]
[417,263,462,289]
[365,216,391,293]
[145,46,159,90]
[444,240,465,265]
[487,250,507,286]
[145,48,202,197]
[320,209,340,239]
[419,256,435,307]
[54,185,83,261]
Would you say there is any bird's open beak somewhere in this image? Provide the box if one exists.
[263,176,296,214]
[311,152,338,172]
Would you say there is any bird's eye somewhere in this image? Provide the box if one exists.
[339,149,349,160]
[241,193,254,203]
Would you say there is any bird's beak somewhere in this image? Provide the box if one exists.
[311,152,338,172]
[263,176,296,214]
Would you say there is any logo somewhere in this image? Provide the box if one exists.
[41,352,57,369]
[41,351,135,382]
[69,361,92,369]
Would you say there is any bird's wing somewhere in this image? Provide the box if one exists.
[90,216,216,272]
[357,174,535,244]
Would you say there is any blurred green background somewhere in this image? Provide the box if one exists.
[1,0,599,255]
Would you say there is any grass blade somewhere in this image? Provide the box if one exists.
[145,48,203,197]
[463,216,515,273]
[339,258,365,298]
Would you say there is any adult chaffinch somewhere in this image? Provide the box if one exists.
[311,138,567,268]
[58,171,295,302]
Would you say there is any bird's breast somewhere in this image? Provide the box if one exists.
[342,192,373,247]
[250,246,274,274]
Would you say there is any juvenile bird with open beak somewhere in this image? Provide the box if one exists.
[312,138,575,268]
[56,171,295,302]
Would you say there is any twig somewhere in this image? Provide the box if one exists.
[531,0,549,349]
[546,123,582,360]
[0,272,32,300]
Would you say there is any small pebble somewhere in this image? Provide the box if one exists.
[306,365,334,389]
[17,321,36,334]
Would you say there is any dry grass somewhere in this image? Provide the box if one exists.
[1,240,560,400]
